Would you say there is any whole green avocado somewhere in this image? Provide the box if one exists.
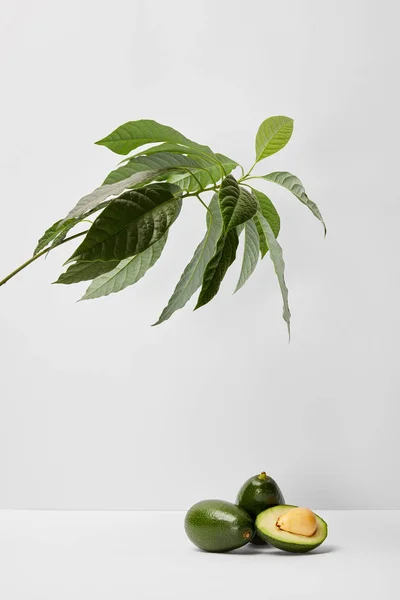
[185,499,254,552]
[236,471,285,545]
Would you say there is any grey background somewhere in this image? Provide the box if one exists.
[0,0,399,509]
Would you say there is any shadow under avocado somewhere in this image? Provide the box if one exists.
[193,544,338,556]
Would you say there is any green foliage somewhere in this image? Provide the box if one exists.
[256,213,291,336]
[103,152,236,192]
[0,117,325,335]
[195,228,239,309]
[68,184,182,263]
[64,169,171,221]
[251,188,280,257]
[218,175,257,232]
[255,116,293,162]
[54,260,119,285]
[34,219,68,255]
[81,234,168,300]
[260,171,326,234]
[235,219,260,292]
[95,119,215,157]
[154,195,223,325]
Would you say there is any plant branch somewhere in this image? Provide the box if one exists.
[240,175,261,182]
[196,194,212,214]
[239,162,257,182]
[0,182,219,289]
[0,229,89,287]
[181,184,218,199]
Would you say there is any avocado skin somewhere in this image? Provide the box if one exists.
[185,499,254,552]
[256,529,325,553]
[236,473,285,545]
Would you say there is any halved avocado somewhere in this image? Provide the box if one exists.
[255,505,328,553]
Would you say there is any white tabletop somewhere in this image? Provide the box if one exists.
[0,510,398,599]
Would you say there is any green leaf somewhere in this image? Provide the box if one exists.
[253,215,268,258]
[261,172,326,234]
[95,119,213,156]
[123,142,238,179]
[124,142,211,160]
[102,152,236,193]
[195,229,239,309]
[127,143,235,164]
[36,150,234,257]
[102,153,202,185]
[69,184,182,263]
[236,223,245,236]
[219,175,257,232]
[251,188,280,258]
[255,116,294,162]
[80,234,168,300]
[167,154,238,192]
[215,154,239,173]
[47,227,73,251]
[54,259,119,285]
[34,203,113,257]
[235,219,259,292]
[34,219,74,255]
[256,212,291,336]
[154,195,223,325]
[120,143,238,179]
[63,169,171,223]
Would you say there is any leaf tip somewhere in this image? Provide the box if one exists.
[193,297,206,311]
[151,313,165,326]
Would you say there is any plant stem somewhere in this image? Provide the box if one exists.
[0,230,89,287]
[240,175,260,182]
[183,168,205,192]
[182,185,217,199]
[239,162,257,182]
[196,194,212,214]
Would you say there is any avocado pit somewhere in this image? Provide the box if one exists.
[276,507,317,537]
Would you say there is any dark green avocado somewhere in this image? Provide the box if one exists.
[236,471,285,545]
[184,499,254,552]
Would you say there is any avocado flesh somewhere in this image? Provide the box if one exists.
[255,505,328,553]
[236,473,285,545]
[185,499,254,553]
